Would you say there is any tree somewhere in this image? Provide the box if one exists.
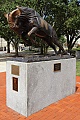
[52,0,80,52]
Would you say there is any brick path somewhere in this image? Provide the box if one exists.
[0,72,80,120]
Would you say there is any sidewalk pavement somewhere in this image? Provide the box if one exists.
[0,62,6,72]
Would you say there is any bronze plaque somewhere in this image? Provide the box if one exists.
[54,63,61,72]
[13,77,18,92]
[11,65,19,76]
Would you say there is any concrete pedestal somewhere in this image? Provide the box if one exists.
[6,56,76,117]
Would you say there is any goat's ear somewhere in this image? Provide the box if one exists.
[4,13,8,19]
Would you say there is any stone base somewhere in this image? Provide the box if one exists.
[6,56,76,117]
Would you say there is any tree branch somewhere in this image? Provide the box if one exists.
[71,35,80,49]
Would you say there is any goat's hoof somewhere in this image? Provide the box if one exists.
[28,32,31,36]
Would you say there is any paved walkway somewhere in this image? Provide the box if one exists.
[0,62,6,72]
[0,71,80,120]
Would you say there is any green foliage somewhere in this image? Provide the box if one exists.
[76,60,80,76]
[59,35,66,45]
[75,47,80,51]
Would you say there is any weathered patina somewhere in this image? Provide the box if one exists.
[4,6,66,54]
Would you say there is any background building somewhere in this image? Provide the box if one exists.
[0,38,7,51]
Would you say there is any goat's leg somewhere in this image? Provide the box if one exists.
[28,27,38,36]
[21,31,38,46]
[51,29,67,54]
[29,36,38,47]
[53,39,66,54]
[47,42,58,55]
[43,38,58,54]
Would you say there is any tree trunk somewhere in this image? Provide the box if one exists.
[43,44,48,55]
[15,46,18,56]
[7,41,10,53]
[41,45,44,54]
[67,35,73,53]
[14,42,19,56]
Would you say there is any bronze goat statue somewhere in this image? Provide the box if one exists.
[4,6,66,54]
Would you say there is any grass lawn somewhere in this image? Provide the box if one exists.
[76,59,80,76]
